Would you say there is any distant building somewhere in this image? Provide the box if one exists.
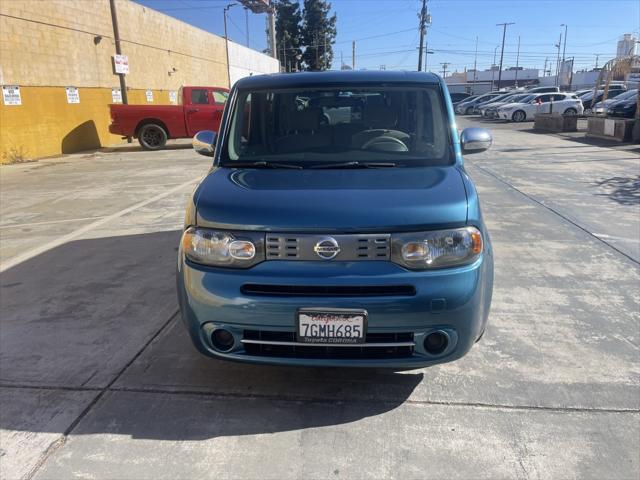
[617,33,638,57]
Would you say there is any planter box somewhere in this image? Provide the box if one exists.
[587,117,635,142]
[534,113,578,132]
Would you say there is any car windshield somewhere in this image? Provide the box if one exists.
[511,94,535,103]
[612,89,636,100]
[509,94,530,102]
[221,85,452,167]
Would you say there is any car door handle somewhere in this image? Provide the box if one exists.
[187,108,199,114]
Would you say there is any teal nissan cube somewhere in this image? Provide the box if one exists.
[177,71,494,368]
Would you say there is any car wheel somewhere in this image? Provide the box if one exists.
[564,108,577,116]
[465,106,474,115]
[138,123,168,150]
[511,110,526,122]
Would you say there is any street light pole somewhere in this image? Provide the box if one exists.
[472,36,478,93]
[514,35,520,87]
[555,32,562,86]
[224,3,236,88]
[424,43,434,71]
[491,45,498,90]
[496,22,514,91]
[561,24,568,62]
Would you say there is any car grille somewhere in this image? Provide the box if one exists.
[240,284,416,297]
[265,233,390,261]
[242,330,415,359]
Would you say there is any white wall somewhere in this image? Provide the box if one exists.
[228,41,280,86]
[466,68,540,82]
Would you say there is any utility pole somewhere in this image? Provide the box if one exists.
[472,36,478,93]
[543,57,548,76]
[352,40,356,69]
[223,3,236,88]
[595,54,599,69]
[514,35,520,87]
[417,0,429,71]
[440,62,449,78]
[109,0,128,105]
[496,22,514,91]
[245,8,249,47]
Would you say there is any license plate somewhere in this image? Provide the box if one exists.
[297,309,367,344]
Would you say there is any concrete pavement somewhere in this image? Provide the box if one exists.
[0,128,638,480]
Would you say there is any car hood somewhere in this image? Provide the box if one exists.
[610,99,637,109]
[195,166,468,232]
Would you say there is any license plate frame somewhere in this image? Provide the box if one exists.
[297,308,367,345]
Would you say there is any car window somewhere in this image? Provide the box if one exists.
[552,94,566,101]
[223,85,452,167]
[538,94,553,103]
[213,90,229,104]
[617,90,637,100]
[191,89,209,105]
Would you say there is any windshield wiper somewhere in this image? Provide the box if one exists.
[309,161,396,169]
[224,161,303,169]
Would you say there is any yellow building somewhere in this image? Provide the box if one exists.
[0,0,277,161]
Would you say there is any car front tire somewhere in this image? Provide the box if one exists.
[511,110,526,122]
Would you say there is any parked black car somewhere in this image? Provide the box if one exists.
[582,89,626,113]
[607,92,638,118]
[450,92,472,104]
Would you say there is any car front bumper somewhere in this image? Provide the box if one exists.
[177,252,493,368]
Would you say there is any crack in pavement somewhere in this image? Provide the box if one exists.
[466,161,640,266]
[3,382,638,416]
[20,309,179,480]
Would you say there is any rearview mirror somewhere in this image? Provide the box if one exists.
[460,128,492,154]
[193,130,216,157]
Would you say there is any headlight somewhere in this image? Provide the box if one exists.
[181,227,264,268]
[391,227,483,270]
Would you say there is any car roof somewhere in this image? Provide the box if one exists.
[233,70,442,90]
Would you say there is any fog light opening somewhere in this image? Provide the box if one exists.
[211,328,235,352]
[424,331,449,355]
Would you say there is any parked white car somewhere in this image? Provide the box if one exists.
[496,93,584,122]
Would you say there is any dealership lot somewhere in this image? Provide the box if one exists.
[1,121,638,479]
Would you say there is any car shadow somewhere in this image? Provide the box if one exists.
[0,229,422,441]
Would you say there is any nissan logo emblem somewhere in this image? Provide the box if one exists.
[313,237,341,260]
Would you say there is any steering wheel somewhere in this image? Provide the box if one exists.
[361,136,408,152]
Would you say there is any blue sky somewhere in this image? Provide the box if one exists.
[136,0,640,74]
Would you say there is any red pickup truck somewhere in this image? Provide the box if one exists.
[109,86,229,150]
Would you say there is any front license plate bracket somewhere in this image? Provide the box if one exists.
[297,308,367,345]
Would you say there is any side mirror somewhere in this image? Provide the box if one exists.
[193,130,216,157]
[460,128,492,154]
